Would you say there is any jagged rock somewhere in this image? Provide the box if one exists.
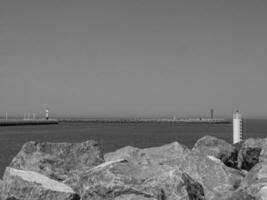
[182,173,205,200]
[233,161,267,200]
[65,141,246,200]
[3,137,256,200]
[237,138,267,171]
[104,141,190,167]
[192,136,238,168]
[9,140,104,181]
[104,141,245,200]
[179,151,245,200]
[1,167,80,200]
[223,189,255,200]
[114,194,157,200]
[0,179,3,200]
[65,158,202,200]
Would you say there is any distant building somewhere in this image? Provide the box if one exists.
[211,108,214,119]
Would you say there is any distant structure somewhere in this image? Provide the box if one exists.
[45,109,49,120]
[233,110,243,144]
[211,108,214,119]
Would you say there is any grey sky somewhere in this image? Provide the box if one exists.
[0,0,267,118]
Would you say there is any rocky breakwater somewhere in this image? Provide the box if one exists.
[1,136,267,199]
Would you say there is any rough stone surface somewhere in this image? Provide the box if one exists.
[4,136,267,200]
[9,140,104,181]
[114,194,157,200]
[223,190,255,200]
[192,136,238,168]
[0,179,3,200]
[193,136,235,159]
[104,141,190,167]
[66,141,244,200]
[179,151,245,200]
[233,161,267,200]
[182,173,205,200]
[65,159,191,200]
[1,167,80,200]
[237,138,267,171]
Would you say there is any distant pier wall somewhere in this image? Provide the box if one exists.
[0,119,58,126]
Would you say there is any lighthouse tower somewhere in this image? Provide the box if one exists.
[233,110,243,144]
[45,109,49,120]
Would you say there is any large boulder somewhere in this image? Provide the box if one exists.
[233,161,267,200]
[1,167,80,200]
[65,141,245,200]
[0,179,3,200]
[237,138,267,171]
[65,159,204,200]
[114,194,157,200]
[179,151,246,200]
[9,140,104,181]
[192,136,238,168]
[104,141,190,167]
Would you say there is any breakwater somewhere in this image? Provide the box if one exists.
[0,119,58,126]
[1,136,267,199]
[58,118,230,124]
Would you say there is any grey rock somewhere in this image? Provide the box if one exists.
[179,151,245,200]
[9,140,104,181]
[193,136,238,168]
[67,141,244,200]
[182,173,205,200]
[4,137,260,200]
[104,141,190,167]
[1,167,80,200]
[233,161,267,200]
[65,159,187,200]
[114,194,157,200]
[237,138,267,171]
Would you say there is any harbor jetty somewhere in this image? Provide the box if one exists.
[58,117,230,124]
[0,109,58,126]
[0,119,58,126]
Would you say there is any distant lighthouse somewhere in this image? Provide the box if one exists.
[45,109,49,120]
[233,110,243,144]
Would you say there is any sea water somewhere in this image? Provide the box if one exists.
[0,119,266,176]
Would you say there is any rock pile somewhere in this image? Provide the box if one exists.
[0,136,267,199]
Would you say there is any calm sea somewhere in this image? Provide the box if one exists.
[0,119,266,176]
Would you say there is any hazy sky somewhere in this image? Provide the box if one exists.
[1,0,267,118]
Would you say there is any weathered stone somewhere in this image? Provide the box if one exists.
[114,194,157,200]
[1,167,80,200]
[237,138,267,171]
[65,158,199,200]
[223,189,255,200]
[181,173,205,200]
[9,140,104,181]
[104,141,190,167]
[193,136,235,159]
[0,179,3,200]
[193,136,238,168]
[234,161,267,200]
[179,151,245,200]
[4,137,258,200]
[103,140,246,200]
